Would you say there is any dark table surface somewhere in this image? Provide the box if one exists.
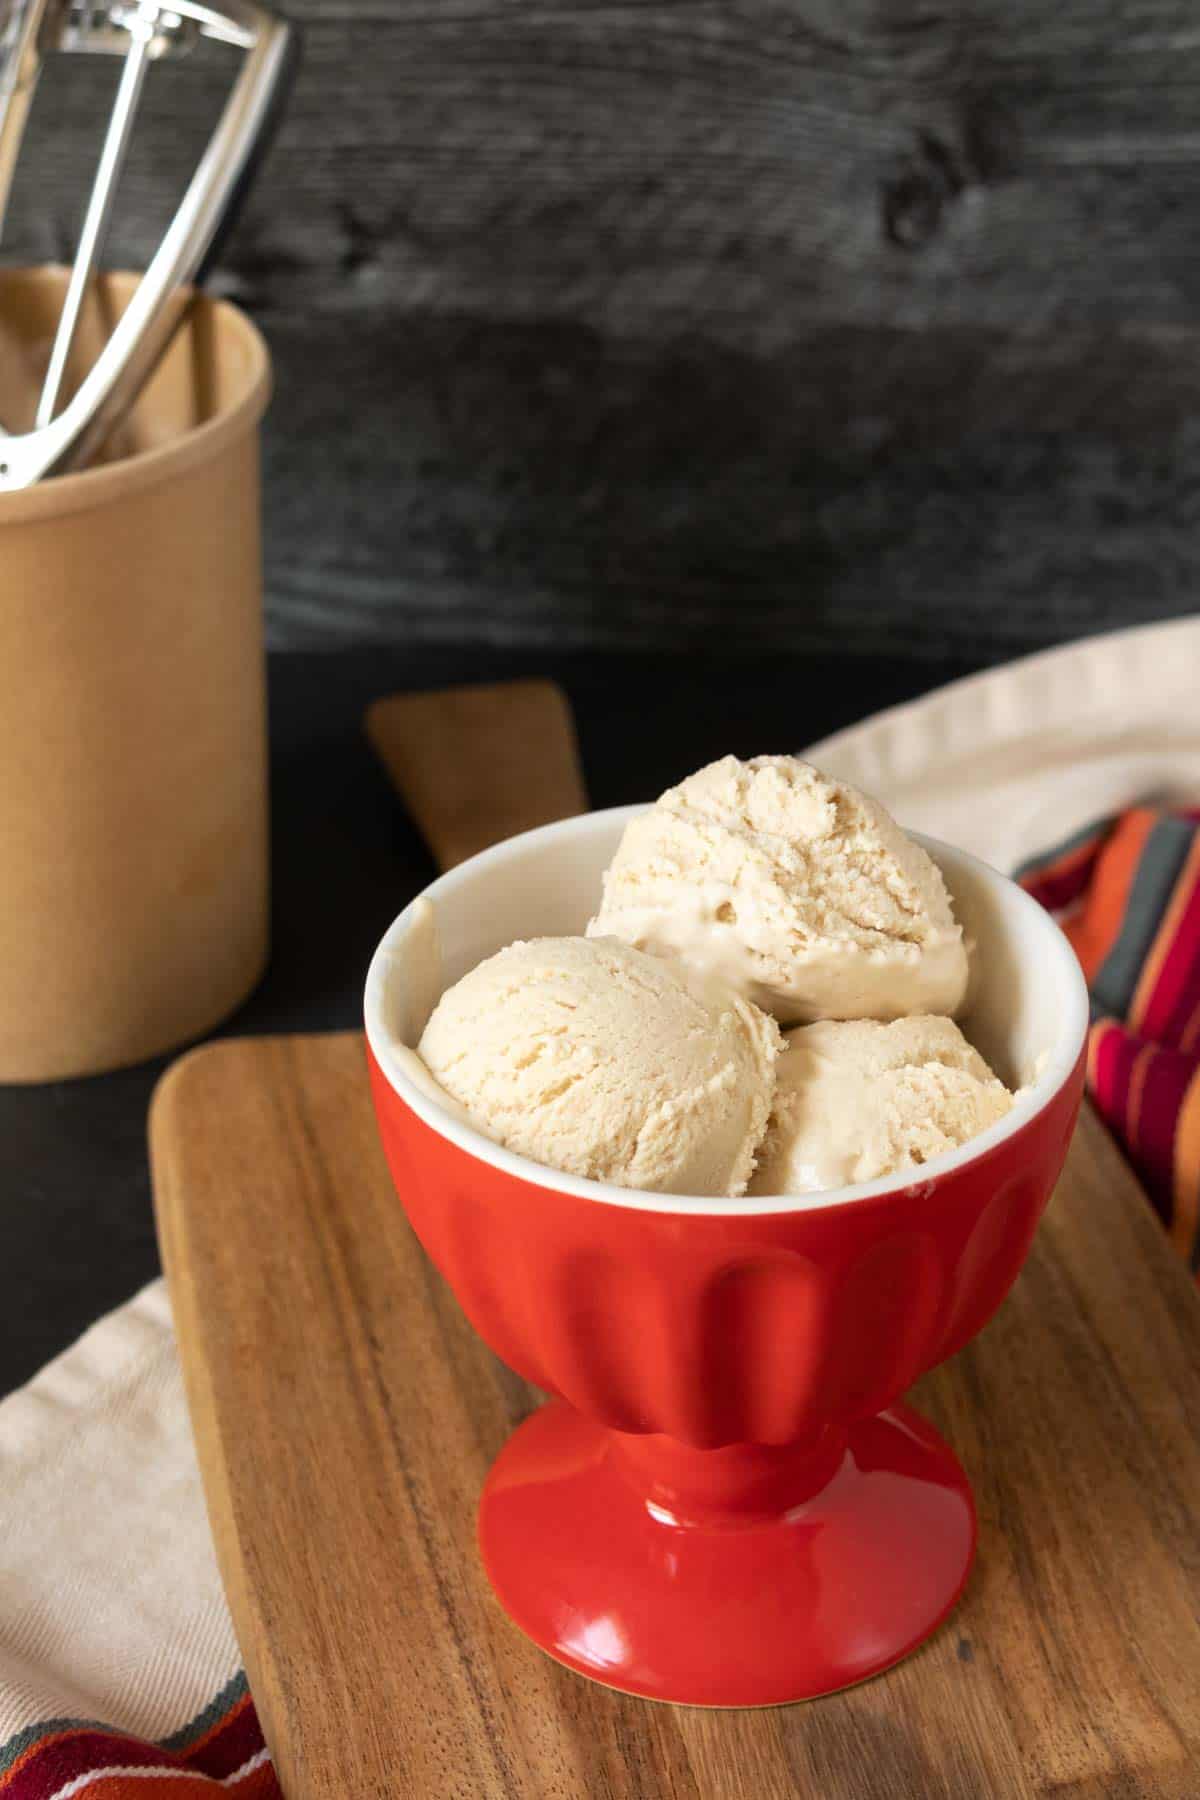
[0,644,982,1398]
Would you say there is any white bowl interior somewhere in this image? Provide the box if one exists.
[365,806,1089,1214]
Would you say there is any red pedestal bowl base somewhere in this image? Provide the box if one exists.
[479,1400,976,1707]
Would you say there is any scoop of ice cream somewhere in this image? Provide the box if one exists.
[418,935,782,1195]
[748,1015,1014,1195]
[588,754,968,1025]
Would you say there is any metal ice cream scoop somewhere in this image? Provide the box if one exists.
[0,0,294,488]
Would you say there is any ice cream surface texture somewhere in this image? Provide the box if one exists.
[588,754,968,1025]
[418,935,782,1195]
[748,1016,1014,1196]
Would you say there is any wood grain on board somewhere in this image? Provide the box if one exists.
[9,3,1200,658]
[152,1035,1200,1800]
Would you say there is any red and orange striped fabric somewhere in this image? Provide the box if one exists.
[1018,806,1200,1277]
[0,1677,278,1800]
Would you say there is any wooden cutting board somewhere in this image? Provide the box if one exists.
[152,683,1200,1800]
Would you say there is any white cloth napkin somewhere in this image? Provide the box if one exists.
[806,613,1200,863]
[3,614,1199,1767]
[0,1283,242,1760]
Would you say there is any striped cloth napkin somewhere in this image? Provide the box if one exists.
[0,1284,276,1800]
[1018,808,1200,1275]
[3,617,1200,1800]
[0,1683,271,1799]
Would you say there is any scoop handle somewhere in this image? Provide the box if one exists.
[366,679,589,871]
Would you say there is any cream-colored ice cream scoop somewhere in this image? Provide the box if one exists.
[418,935,782,1196]
[749,1015,1014,1196]
[588,754,968,1025]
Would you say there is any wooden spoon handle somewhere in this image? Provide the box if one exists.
[366,679,588,869]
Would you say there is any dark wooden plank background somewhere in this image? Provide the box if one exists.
[5,2,1200,658]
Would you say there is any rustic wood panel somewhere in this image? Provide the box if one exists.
[7,2,1200,655]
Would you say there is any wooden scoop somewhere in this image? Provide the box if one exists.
[152,681,1200,1799]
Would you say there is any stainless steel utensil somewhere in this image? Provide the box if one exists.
[0,0,294,488]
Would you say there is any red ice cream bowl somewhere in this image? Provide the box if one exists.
[364,807,1088,1707]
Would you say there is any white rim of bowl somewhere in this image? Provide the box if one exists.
[363,807,1091,1217]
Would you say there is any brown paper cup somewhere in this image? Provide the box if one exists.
[0,267,271,1081]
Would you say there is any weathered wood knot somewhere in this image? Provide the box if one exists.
[882,102,1020,249]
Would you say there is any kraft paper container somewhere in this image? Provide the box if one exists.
[0,267,272,1081]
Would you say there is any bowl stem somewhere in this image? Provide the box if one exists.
[479,1399,977,1705]
[606,1424,847,1525]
